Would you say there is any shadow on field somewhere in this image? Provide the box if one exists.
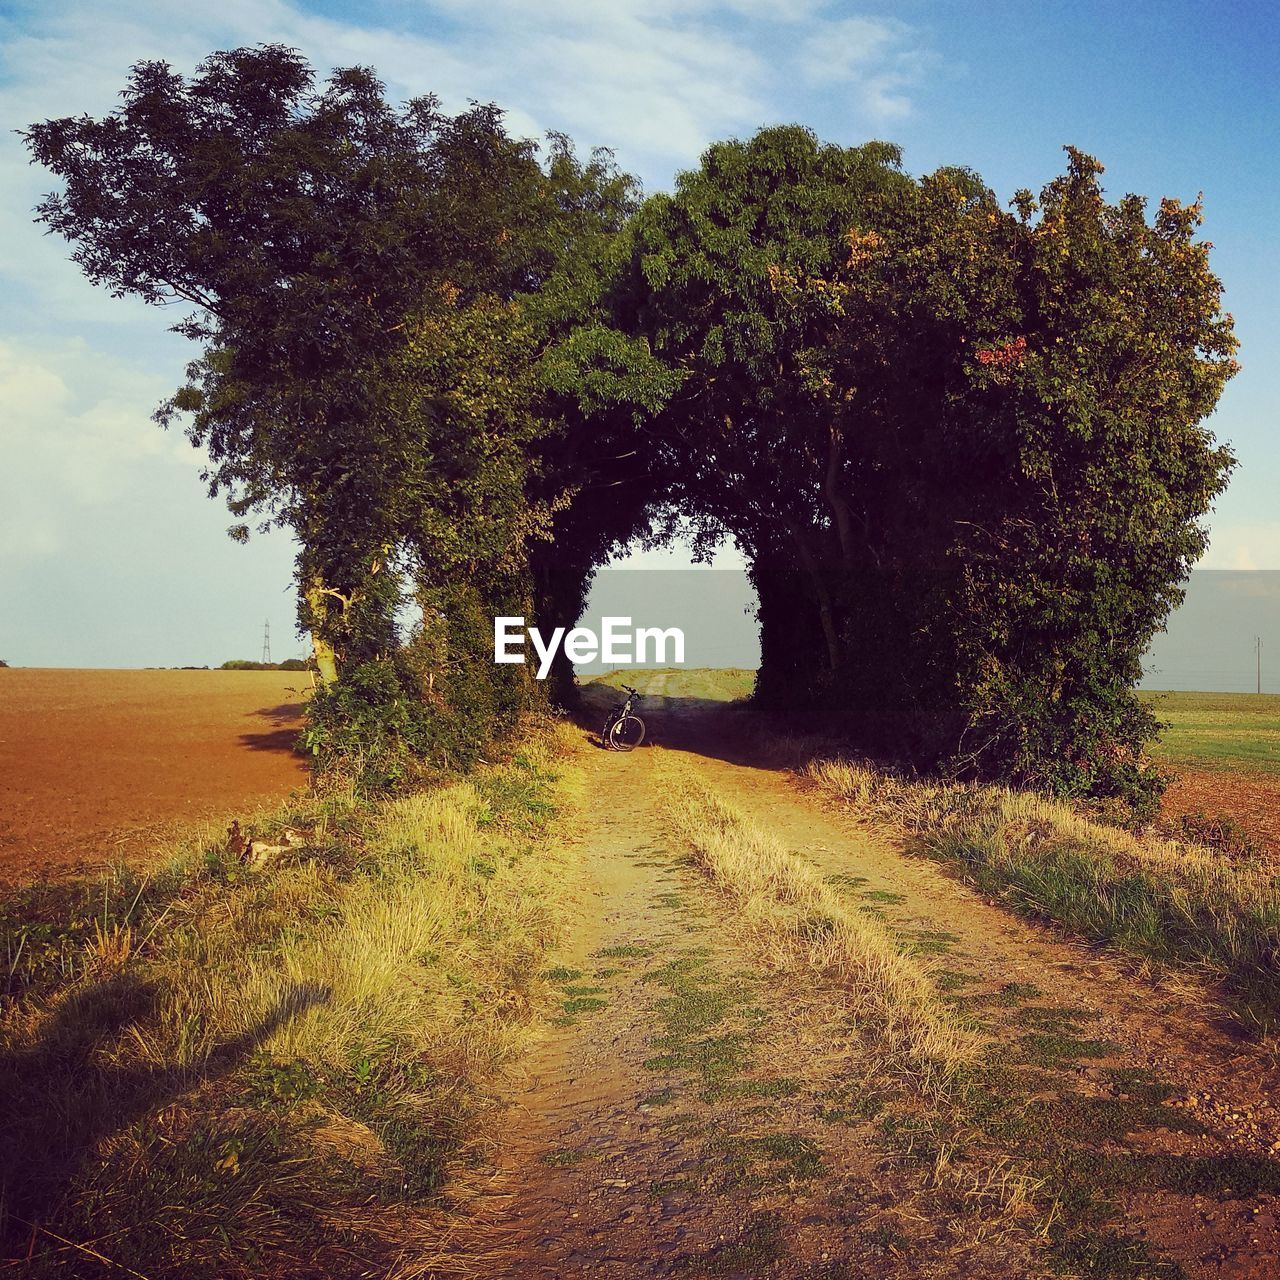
[0,977,327,1247]
[238,701,309,755]
[239,727,306,754]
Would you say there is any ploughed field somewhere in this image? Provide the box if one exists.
[1143,690,1280,855]
[0,669,309,882]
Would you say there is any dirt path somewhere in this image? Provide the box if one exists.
[447,686,1280,1278]
[455,737,1029,1277]
[0,669,309,882]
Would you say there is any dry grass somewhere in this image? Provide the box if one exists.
[0,717,584,1278]
[806,758,1280,1030]
[656,754,977,1091]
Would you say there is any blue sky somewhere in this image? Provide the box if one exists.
[0,0,1276,666]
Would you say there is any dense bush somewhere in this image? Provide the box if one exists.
[627,131,1235,809]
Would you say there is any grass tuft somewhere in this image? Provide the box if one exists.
[0,718,583,1278]
[806,758,1280,1031]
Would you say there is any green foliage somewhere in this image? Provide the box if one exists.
[628,128,1237,806]
[219,658,307,671]
[29,61,1238,805]
[302,658,438,787]
[26,47,634,772]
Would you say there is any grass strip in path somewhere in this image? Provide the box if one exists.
[657,753,977,1094]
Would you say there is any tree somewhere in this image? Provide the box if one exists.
[26,49,658,777]
[25,46,550,690]
[627,128,1237,806]
[30,67,1238,805]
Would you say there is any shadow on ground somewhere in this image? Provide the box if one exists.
[575,673,814,771]
[238,701,309,755]
[0,975,327,1246]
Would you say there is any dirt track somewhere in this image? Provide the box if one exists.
[451,676,1280,1278]
[0,669,309,882]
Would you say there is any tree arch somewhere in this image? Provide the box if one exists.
[609,130,1236,806]
[27,53,1238,806]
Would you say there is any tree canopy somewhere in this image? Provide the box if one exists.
[26,49,1238,803]
[621,129,1236,806]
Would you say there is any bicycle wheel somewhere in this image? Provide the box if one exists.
[609,714,646,752]
[602,714,619,748]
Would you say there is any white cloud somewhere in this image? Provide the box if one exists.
[1199,523,1280,571]
[0,338,188,560]
[795,15,937,121]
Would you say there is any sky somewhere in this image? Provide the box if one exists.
[0,0,1277,668]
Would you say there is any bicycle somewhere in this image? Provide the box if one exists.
[603,685,646,752]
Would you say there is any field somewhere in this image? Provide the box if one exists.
[0,668,309,881]
[6,670,1280,1276]
[590,666,756,702]
[1142,690,1280,854]
[1142,690,1280,775]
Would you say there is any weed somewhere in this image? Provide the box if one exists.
[1016,1033,1119,1067]
[0,718,584,1277]
[690,1209,785,1272]
[641,1087,678,1107]
[997,981,1043,1004]
[561,995,608,1017]
[862,889,907,905]
[540,1148,592,1168]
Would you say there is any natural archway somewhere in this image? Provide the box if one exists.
[27,50,1238,810]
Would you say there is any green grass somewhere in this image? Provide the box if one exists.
[677,1210,786,1273]
[1141,690,1280,776]
[807,758,1280,1031]
[585,667,756,703]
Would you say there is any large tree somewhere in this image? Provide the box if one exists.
[626,128,1237,806]
[26,47,659,776]
[30,66,1238,804]
[25,46,550,684]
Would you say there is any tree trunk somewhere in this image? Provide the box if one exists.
[784,520,842,672]
[305,580,341,685]
[824,425,857,565]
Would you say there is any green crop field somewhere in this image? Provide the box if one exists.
[1141,690,1280,776]
[588,667,757,702]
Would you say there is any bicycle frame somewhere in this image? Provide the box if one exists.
[605,686,641,734]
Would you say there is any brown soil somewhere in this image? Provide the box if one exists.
[1162,768,1280,857]
[0,669,309,883]
[444,681,1280,1278]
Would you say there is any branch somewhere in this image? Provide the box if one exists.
[318,587,354,610]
